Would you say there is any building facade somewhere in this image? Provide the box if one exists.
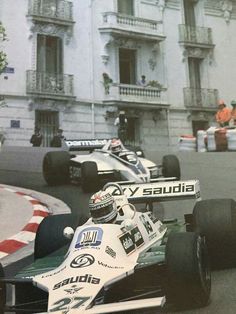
[0,0,236,151]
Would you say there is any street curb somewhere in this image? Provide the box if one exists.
[0,184,71,275]
[0,186,50,259]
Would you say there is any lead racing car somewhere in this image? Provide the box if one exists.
[1,179,225,314]
[42,138,181,192]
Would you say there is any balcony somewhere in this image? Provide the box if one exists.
[183,88,219,111]
[26,70,74,100]
[28,0,74,26]
[99,12,165,42]
[103,83,169,109]
[179,24,214,49]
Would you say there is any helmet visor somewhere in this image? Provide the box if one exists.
[91,203,114,218]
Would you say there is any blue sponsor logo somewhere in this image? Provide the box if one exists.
[75,227,103,249]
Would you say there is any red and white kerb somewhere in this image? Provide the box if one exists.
[0,186,50,258]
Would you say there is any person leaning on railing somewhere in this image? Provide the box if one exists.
[215,99,231,127]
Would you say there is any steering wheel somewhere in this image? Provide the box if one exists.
[120,202,137,219]
[102,182,124,195]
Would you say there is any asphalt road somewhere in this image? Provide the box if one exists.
[1,149,236,313]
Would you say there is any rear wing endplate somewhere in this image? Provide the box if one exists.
[105,180,201,203]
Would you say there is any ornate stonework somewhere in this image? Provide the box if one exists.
[205,0,236,21]
[28,21,73,44]
[182,47,214,64]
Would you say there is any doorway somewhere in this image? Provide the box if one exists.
[35,110,59,147]
[119,48,136,85]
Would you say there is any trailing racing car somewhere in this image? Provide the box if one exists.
[0,180,216,314]
[42,138,181,192]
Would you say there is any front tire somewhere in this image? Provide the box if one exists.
[193,198,236,269]
[34,213,88,259]
[166,232,211,309]
[81,161,99,193]
[42,151,70,185]
[162,154,180,180]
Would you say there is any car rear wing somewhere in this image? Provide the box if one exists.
[64,139,109,151]
[105,180,201,203]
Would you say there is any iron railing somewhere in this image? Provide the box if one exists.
[183,88,218,109]
[26,70,74,97]
[28,0,73,22]
[179,24,213,46]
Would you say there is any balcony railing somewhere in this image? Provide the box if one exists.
[104,83,168,107]
[100,12,164,40]
[179,24,213,47]
[26,70,74,98]
[28,0,73,23]
[183,88,219,110]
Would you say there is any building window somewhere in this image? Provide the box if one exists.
[37,34,63,74]
[188,57,201,90]
[117,0,134,15]
[119,48,136,84]
[183,0,196,26]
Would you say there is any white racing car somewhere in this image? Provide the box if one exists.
[42,138,181,192]
[0,179,218,314]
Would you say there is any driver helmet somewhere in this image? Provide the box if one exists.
[110,138,122,154]
[89,191,118,224]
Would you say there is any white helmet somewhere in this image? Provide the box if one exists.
[89,191,117,224]
[110,138,122,154]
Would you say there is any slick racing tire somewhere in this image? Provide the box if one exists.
[0,263,5,314]
[43,151,70,185]
[81,161,99,193]
[193,198,236,269]
[162,154,180,180]
[166,232,211,310]
[34,213,88,259]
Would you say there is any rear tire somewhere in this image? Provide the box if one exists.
[166,232,210,309]
[193,198,236,269]
[34,213,88,259]
[81,161,99,193]
[43,151,70,185]
[162,154,180,180]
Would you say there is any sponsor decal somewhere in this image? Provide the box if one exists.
[64,286,83,295]
[53,274,100,290]
[140,214,153,234]
[66,139,107,147]
[110,182,195,197]
[119,226,144,255]
[119,232,135,255]
[97,260,124,269]
[131,226,144,247]
[41,265,66,278]
[70,254,95,268]
[148,211,158,224]
[105,246,116,258]
[75,227,103,249]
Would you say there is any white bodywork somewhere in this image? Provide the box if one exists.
[31,179,201,313]
[34,211,166,313]
[67,139,158,183]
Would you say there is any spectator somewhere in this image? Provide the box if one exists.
[50,128,65,147]
[215,99,231,127]
[114,111,128,143]
[137,75,148,87]
[231,100,236,125]
[30,127,43,147]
